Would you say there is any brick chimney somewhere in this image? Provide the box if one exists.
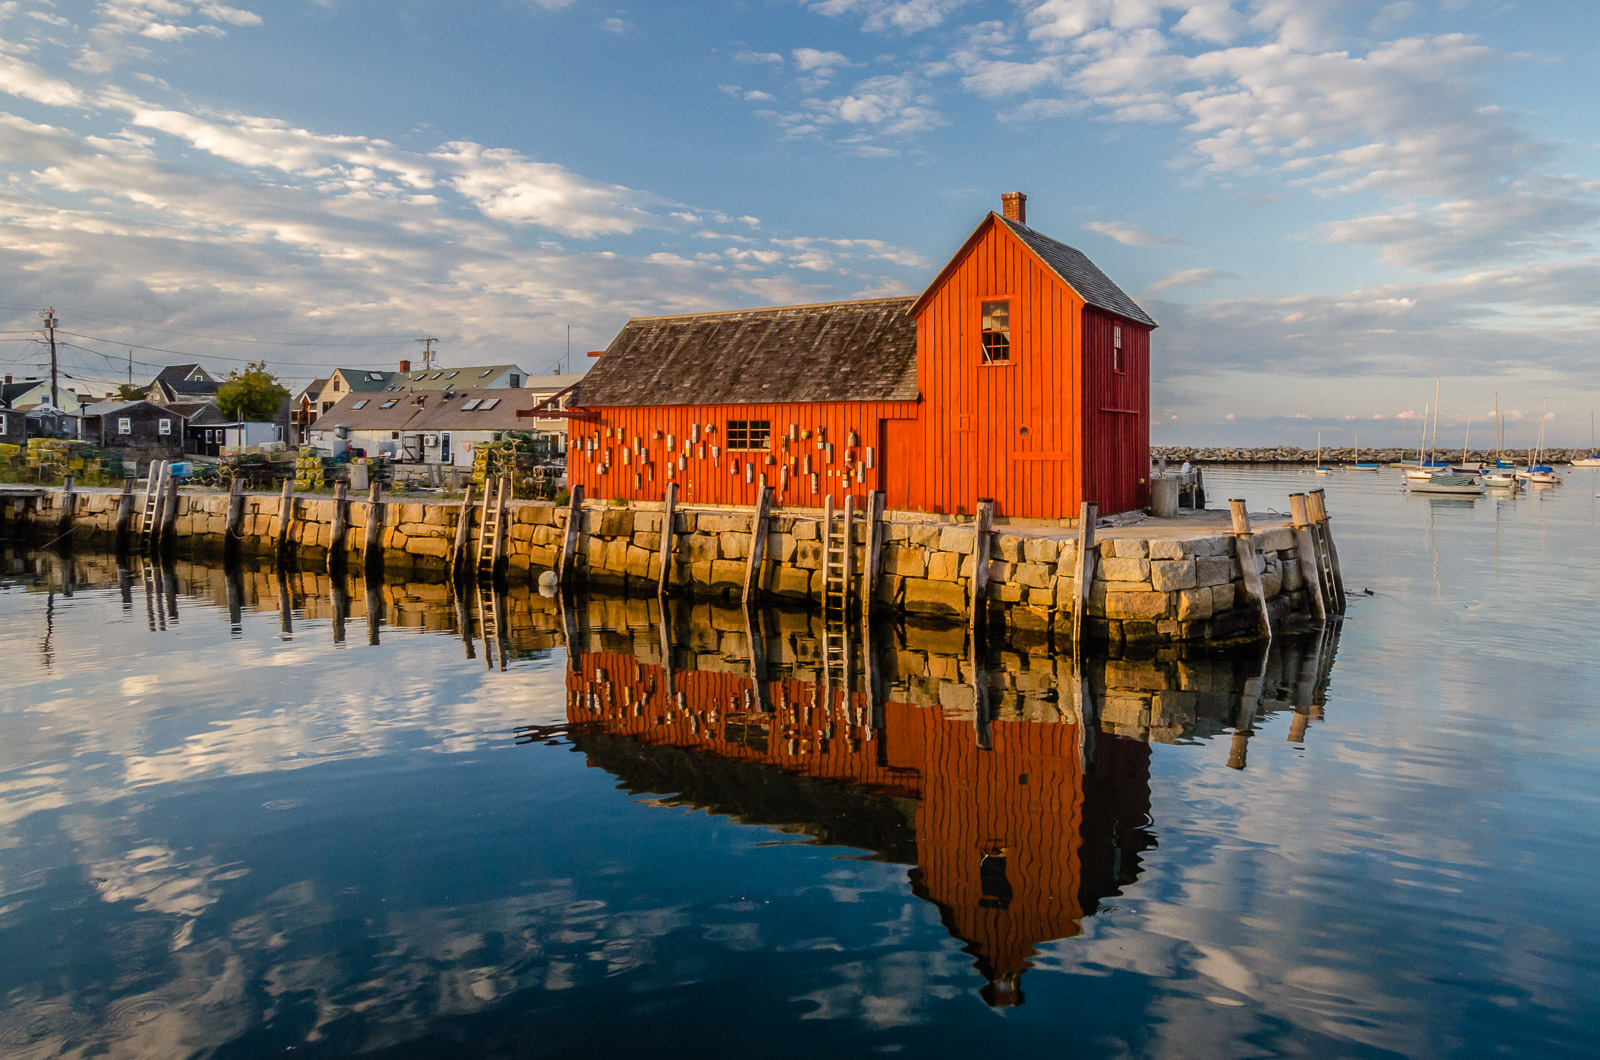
[1001,191,1027,224]
[398,359,411,373]
[3,375,10,385]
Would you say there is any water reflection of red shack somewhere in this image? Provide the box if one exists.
[564,652,1152,1005]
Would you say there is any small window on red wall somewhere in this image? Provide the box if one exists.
[981,301,1010,363]
[1113,323,1125,373]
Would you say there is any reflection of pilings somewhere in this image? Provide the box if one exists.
[118,558,133,610]
[452,581,476,660]
[226,564,243,635]
[745,605,771,713]
[1073,651,1096,776]
[972,630,992,751]
[1227,643,1270,770]
[330,572,348,645]
[162,561,178,625]
[657,593,675,699]
[559,585,580,672]
[364,568,382,645]
[276,566,293,637]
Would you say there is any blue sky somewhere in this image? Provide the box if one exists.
[0,0,1596,445]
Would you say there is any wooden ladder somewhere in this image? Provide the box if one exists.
[476,581,505,671]
[475,475,507,579]
[821,495,856,725]
[138,461,165,549]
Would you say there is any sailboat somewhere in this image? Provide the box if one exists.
[1572,412,1600,466]
[1405,395,1440,480]
[1526,400,1561,484]
[1313,430,1333,474]
[1451,414,1482,474]
[1351,427,1379,470]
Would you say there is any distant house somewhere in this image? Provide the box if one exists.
[1,375,81,438]
[79,399,184,451]
[307,374,582,466]
[0,404,23,442]
[145,364,221,407]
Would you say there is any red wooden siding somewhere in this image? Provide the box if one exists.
[905,221,1086,519]
[1081,307,1153,515]
[568,401,918,508]
[565,651,1153,999]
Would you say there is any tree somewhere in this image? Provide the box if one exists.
[113,383,146,401]
[215,361,289,423]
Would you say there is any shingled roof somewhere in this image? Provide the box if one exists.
[573,297,919,408]
[999,217,1157,327]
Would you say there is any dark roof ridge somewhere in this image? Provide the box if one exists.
[625,295,916,326]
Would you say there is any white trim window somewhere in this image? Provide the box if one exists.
[0,416,7,436]
[118,417,132,435]
[158,419,172,435]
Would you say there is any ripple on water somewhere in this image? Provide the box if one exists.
[0,999,92,1050]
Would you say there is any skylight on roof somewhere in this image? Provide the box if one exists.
[411,373,423,380]
[367,372,385,381]
[379,399,398,409]
[446,371,458,379]
[478,397,500,410]
[480,370,493,377]
[430,372,444,380]
[461,398,481,411]
[352,400,369,410]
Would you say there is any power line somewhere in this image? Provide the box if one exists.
[0,302,420,344]
[58,330,405,370]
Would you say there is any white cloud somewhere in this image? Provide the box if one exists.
[1147,266,1232,292]
[805,0,974,34]
[0,52,84,106]
[1086,220,1186,246]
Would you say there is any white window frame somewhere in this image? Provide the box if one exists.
[158,418,172,436]
[118,417,132,435]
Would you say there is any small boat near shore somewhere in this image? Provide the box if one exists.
[1409,473,1485,496]
[1484,471,1518,489]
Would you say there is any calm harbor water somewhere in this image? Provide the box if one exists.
[1,466,1598,1057]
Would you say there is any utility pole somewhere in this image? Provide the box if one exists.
[566,324,572,374]
[41,307,58,409]
[128,350,133,389]
[416,335,438,371]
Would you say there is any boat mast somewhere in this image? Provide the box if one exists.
[1430,378,1440,466]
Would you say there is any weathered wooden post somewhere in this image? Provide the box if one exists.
[742,482,772,606]
[114,477,135,551]
[969,498,994,634]
[363,481,383,572]
[558,484,584,585]
[1071,501,1099,649]
[450,481,477,580]
[1307,488,1346,611]
[275,477,294,563]
[1228,498,1272,639]
[863,490,885,618]
[159,468,180,555]
[327,480,349,572]
[842,493,857,606]
[54,474,75,541]
[656,482,677,597]
[223,474,245,563]
[1287,493,1327,622]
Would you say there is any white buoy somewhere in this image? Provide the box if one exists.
[537,570,558,596]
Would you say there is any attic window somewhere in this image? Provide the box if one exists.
[726,419,770,451]
[352,400,369,410]
[461,398,481,411]
[981,300,1010,364]
[508,374,520,387]
[379,399,399,409]
[478,397,500,410]
[331,378,341,391]
[1113,323,1125,373]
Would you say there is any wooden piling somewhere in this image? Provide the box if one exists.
[558,484,583,585]
[275,478,294,561]
[55,475,75,540]
[863,489,885,617]
[656,482,677,597]
[159,468,179,553]
[327,480,349,571]
[114,477,135,549]
[969,498,994,633]
[363,482,383,569]
[742,483,772,606]
[451,481,477,580]
[1228,498,1273,639]
[224,475,244,562]
[1288,493,1327,622]
[842,493,856,606]
[1070,501,1098,648]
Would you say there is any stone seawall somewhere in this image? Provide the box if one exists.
[5,488,1327,646]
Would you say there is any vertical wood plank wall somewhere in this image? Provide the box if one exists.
[567,401,917,509]
[908,222,1084,519]
[1081,307,1153,516]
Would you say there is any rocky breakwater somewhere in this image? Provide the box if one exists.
[1155,445,1587,465]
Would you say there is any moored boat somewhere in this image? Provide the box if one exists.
[1409,473,1485,496]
